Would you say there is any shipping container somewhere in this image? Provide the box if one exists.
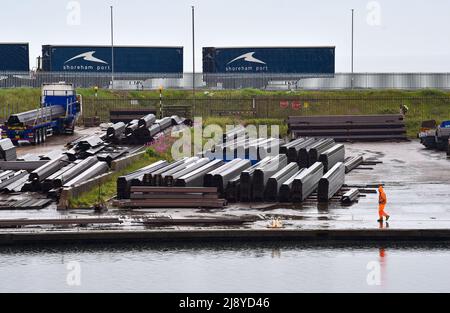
[203,47,335,75]
[0,43,30,71]
[42,45,183,73]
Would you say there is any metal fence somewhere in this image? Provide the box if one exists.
[2,72,450,90]
[81,96,450,128]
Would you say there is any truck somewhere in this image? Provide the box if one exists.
[1,83,82,145]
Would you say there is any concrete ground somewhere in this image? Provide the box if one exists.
[1,140,450,235]
[15,126,103,157]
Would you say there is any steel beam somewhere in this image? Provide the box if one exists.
[265,162,299,202]
[318,162,345,202]
[291,162,324,202]
[319,144,346,173]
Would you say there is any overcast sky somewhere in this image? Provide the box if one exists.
[1,0,449,72]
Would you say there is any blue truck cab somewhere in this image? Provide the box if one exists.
[1,83,82,145]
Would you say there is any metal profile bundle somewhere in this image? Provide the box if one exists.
[308,139,336,166]
[264,162,300,202]
[116,187,226,209]
[165,158,210,186]
[29,154,70,182]
[0,199,53,211]
[291,162,324,202]
[0,170,28,190]
[52,157,99,188]
[210,159,252,196]
[288,115,408,141]
[170,115,184,126]
[341,189,360,204]
[6,106,65,127]
[138,114,156,129]
[142,158,189,186]
[76,136,104,150]
[217,137,255,160]
[318,162,346,202]
[2,174,30,193]
[319,144,346,172]
[225,175,241,203]
[239,157,272,202]
[278,169,306,203]
[0,160,49,171]
[344,156,364,173]
[156,117,173,132]
[282,138,316,163]
[252,155,288,202]
[110,108,157,124]
[40,150,64,161]
[0,139,17,161]
[298,139,334,168]
[204,159,244,187]
[41,163,77,192]
[0,170,15,181]
[175,159,225,187]
[125,120,139,138]
[63,161,109,188]
[223,126,246,143]
[117,160,169,199]
[97,148,128,166]
[159,157,200,186]
[106,122,126,140]
[258,138,285,160]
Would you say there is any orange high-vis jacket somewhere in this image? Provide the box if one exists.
[379,186,387,205]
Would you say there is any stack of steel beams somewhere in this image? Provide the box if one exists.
[117,160,169,199]
[252,155,288,201]
[115,187,226,209]
[288,115,408,141]
[318,162,346,202]
[291,162,325,202]
[0,139,17,161]
[341,189,360,204]
[239,157,273,202]
[175,159,225,187]
[264,162,300,202]
[304,139,335,167]
[278,169,306,203]
[110,108,157,124]
[319,144,346,172]
[205,159,252,196]
[344,156,364,173]
[281,138,316,163]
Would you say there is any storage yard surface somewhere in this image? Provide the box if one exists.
[1,139,450,243]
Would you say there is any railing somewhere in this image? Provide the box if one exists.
[1,72,450,90]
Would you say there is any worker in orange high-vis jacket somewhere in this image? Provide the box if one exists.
[378,185,390,223]
[378,185,390,222]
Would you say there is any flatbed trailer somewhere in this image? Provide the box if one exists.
[1,83,82,145]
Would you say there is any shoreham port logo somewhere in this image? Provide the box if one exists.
[227,52,266,65]
[63,51,111,71]
[226,52,268,73]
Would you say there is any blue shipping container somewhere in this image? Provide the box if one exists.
[203,47,335,74]
[42,45,183,73]
[0,43,30,71]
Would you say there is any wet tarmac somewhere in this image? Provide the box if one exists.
[1,140,450,234]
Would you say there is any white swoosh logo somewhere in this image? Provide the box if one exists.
[227,52,266,65]
[65,51,108,64]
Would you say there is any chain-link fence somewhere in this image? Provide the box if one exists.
[79,96,450,135]
[2,72,450,90]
